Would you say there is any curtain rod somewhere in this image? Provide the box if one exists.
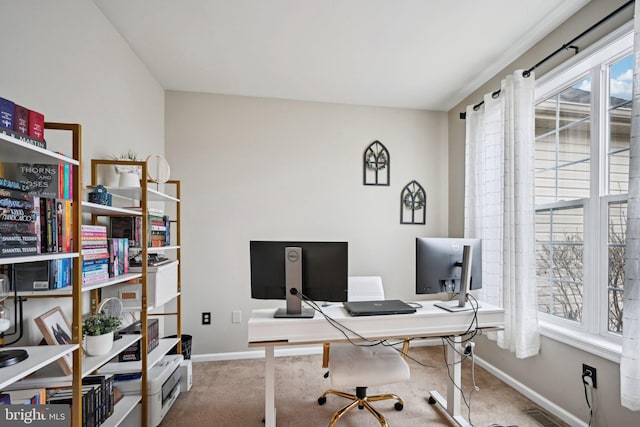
[459,0,635,120]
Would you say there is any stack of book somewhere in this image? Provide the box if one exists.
[110,207,170,248]
[81,225,109,285]
[0,178,40,257]
[148,208,169,247]
[46,374,116,427]
[107,237,129,277]
[38,197,72,254]
[0,96,46,149]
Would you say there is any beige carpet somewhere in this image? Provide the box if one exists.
[160,346,570,427]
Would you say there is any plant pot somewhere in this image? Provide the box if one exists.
[85,331,114,356]
[118,171,140,187]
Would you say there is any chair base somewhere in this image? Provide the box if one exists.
[318,386,404,427]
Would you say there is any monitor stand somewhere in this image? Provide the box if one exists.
[274,247,315,318]
[434,245,480,312]
[434,300,479,312]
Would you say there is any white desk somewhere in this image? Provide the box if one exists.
[248,300,504,427]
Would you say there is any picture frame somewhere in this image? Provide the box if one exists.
[34,306,76,375]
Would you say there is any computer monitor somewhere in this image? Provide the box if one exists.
[415,237,482,311]
[250,241,348,318]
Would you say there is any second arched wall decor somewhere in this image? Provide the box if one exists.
[400,180,426,225]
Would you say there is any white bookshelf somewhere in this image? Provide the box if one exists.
[103,395,142,427]
[0,345,77,390]
[2,335,140,389]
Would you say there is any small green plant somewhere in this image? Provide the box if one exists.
[112,149,139,161]
[82,311,122,337]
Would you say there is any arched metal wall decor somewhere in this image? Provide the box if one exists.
[400,180,426,225]
[363,140,390,186]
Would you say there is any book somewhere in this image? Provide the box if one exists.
[81,247,109,256]
[0,219,38,234]
[108,238,119,277]
[0,244,38,257]
[0,233,39,246]
[0,207,36,222]
[13,104,29,134]
[3,388,46,404]
[0,177,30,192]
[0,186,33,202]
[81,224,108,233]
[27,109,44,140]
[120,238,129,274]
[4,163,61,199]
[0,96,14,130]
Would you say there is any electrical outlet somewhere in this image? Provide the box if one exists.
[582,363,597,389]
[232,310,241,324]
[202,312,211,325]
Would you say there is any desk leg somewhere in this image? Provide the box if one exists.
[428,336,471,427]
[264,346,276,427]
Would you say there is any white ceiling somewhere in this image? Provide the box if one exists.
[94,0,590,111]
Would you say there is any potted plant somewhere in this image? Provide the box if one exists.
[82,311,122,356]
[112,150,142,187]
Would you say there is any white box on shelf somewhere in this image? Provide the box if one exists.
[103,260,179,309]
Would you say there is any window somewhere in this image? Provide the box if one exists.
[534,27,632,351]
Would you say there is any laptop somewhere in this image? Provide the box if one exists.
[343,299,417,316]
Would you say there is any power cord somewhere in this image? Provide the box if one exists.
[294,290,444,369]
[582,373,594,426]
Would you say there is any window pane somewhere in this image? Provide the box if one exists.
[536,207,584,322]
[609,54,633,108]
[608,104,631,194]
[559,77,591,127]
[608,55,632,196]
[608,201,627,334]
[558,120,590,200]
[535,97,556,137]
[535,115,590,203]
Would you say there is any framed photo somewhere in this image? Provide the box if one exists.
[34,306,75,375]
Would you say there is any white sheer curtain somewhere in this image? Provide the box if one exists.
[464,70,540,359]
[621,0,640,411]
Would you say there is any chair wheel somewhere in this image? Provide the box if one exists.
[428,396,436,405]
[394,402,403,411]
[323,371,329,378]
[318,396,327,405]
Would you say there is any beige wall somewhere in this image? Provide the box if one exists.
[448,0,639,425]
[0,0,165,343]
[165,91,448,354]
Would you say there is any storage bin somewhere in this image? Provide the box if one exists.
[103,260,179,309]
[165,334,192,360]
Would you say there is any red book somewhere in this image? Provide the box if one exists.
[28,109,44,140]
[13,104,29,134]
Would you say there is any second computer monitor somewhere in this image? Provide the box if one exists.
[415,237,482,297]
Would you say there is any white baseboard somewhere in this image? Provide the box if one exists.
[474,356,587,427]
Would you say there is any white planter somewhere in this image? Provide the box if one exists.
[85,331,114,356]
[118,171,140,187]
